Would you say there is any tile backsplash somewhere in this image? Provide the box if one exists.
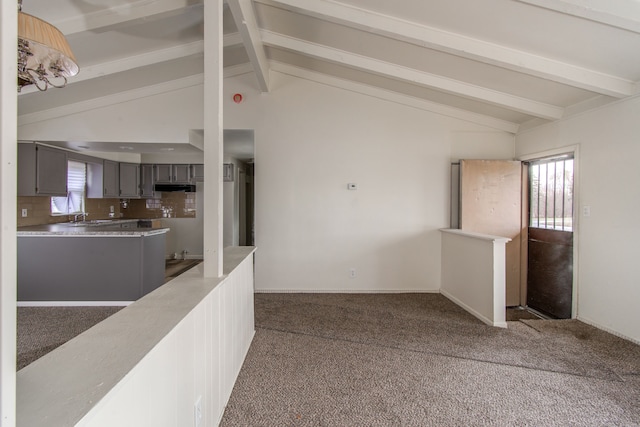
[18,192,196,227]
[122,192,197,219]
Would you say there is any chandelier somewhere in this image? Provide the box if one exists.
[17,0,79,92]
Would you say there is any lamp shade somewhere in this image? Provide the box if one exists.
[18,11,79,79]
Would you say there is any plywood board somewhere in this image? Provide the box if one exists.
[460,160,522,306]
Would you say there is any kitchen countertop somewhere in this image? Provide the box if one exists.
[17,219,169,237]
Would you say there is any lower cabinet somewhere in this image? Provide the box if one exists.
[17,232,166,301]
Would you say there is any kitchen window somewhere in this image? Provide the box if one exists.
[51,160,86,215]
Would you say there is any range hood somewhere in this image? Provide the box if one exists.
[154,184,196,192]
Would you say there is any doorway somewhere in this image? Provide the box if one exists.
[525,155,574,319]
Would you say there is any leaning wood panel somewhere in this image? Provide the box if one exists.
[460,160,522,306]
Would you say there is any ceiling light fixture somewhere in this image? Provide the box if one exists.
[17,0,79,92]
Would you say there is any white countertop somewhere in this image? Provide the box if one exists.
[18,219,169,237]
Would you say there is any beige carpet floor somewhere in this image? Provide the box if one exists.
[221,293,640,426]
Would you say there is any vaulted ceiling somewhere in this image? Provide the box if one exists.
[17,0,640,135]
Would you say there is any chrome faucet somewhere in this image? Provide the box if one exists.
[73,212,88,223]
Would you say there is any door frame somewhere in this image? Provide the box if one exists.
[517,144,580,319]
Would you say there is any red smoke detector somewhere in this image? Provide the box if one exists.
[233,93,243,103]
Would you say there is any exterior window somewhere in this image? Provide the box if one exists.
[51,160,86,215]
[529,156,574,231]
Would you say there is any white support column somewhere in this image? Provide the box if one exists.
[0,2,17,426]
[203,0,224,278]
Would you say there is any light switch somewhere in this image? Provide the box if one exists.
[347,183,357,190]
[21,208,28,218]
[582,205,591,217]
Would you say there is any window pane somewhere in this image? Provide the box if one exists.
[51,161,87,215]
[529,156,573,231]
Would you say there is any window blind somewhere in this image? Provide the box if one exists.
[51,160,86,215]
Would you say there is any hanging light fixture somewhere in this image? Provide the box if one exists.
[17,0,79,92]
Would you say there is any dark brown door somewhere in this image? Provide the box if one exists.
[527,228,573,318]
[526,156,574,319]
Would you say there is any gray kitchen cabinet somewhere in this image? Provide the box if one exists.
[154,164,172,183]
[155,164,192,184]
[191,164,204,182]
[102,160,120,197]
[18,231,166,301]
[119,162,140,198]
[18,143,68,196]
[139,164,156,198]
[173,164,192,183]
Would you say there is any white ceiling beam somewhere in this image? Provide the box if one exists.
[516,0,640,34]
[52,0,202,35]
[18,32,242,95]
[18,41,206,96]
[224,32,244,47]
[227,0,270,92]
[261,30,564,120]
[270,62,520,134]
[257,0,635,98]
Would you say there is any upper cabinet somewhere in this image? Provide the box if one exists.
[139,164,156,198]
[103,160,120,198]
[192,164,204,182]
[18,143,68,197]
[155,164,192,184]
[119,163,140,198]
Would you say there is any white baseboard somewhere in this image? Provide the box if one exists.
[577,316,640,345]
[254,289,440,294]
[440,289,507,328]
[17,301,133,307]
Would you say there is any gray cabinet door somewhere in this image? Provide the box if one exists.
[173,164,192,183]
[192,164,204,182]
[119,163,140,198]
[155,164,192,183]
[103,160,119,197]
[155,164,172,183]
[140,164,156,198]
[18,144,68,196]
[36,145,68,196]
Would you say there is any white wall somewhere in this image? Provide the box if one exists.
[224,72,514,292]
[440,229,508,328]
[18,70,515,293]
[516,96,640,344]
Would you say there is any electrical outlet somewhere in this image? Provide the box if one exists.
[349,268,356,278]
[21,209,28,218]
[194,396,202,427]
